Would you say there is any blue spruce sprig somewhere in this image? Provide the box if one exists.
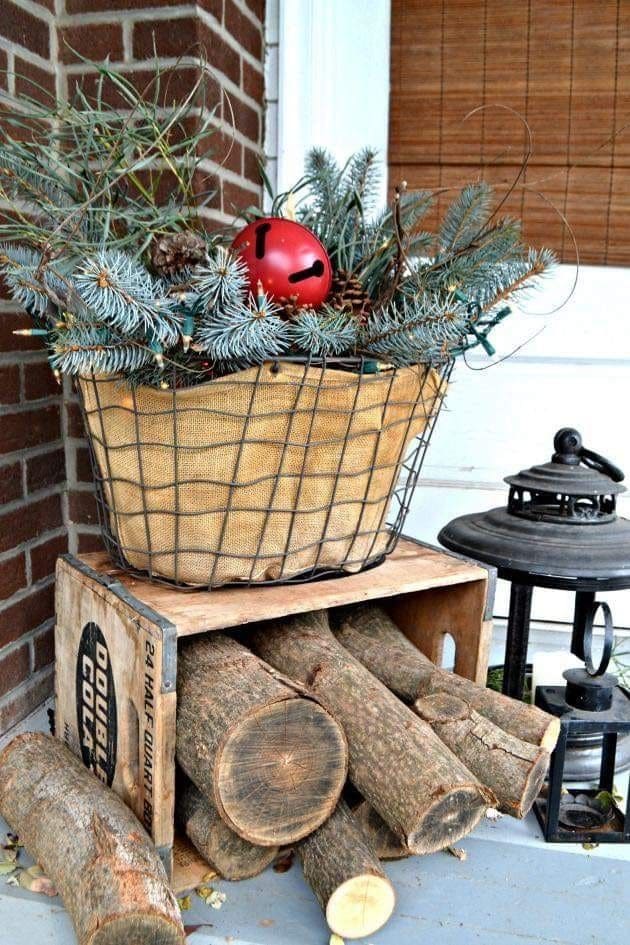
[343,147,381,217]
[361,295,469,365]
[430,218,524,294]
[0,148,79,226]
[50,323,153,375]
[474,247,558,312]
[0,243,70,316]
[192,247,249,310]
[73,249,183,345]
[438,182,493,254]
[289,306,359,357]
[196,290,290,366]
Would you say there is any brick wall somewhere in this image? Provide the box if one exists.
[0,0,63,733]
[0,0,267,733]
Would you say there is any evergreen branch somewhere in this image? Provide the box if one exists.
[420,218,525,294]
[50,324,153,375]
[478,247,557,312]
[343,147,381,216]
[195,291,290,365]
[439,181,493,253]
[304,148,342,220]
[289,306,359,356]
[361,295,469,365]
[0,243,69,316]
[192,247,248,310]
[73,249,183,344]
[0,147,77,220]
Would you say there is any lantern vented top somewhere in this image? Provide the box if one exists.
[438,426,630,582]
[505,428,626,526]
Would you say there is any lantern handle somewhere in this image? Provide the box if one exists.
[553,428,625,482]
[580,448,625,484]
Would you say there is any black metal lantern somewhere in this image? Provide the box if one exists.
[438,427,630,700]
[438,429,630,823]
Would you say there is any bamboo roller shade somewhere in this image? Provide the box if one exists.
[389,0,630,265]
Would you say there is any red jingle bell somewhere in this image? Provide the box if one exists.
[231,218,333,307]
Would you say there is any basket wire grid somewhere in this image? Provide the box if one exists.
[79,356,453,590]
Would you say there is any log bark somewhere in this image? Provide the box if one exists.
[333,604,560,750]
[414,693,549,817]
[352,801,410,860]
[176,774,278,880]
[176,633,347,847]
[298,801,395,939]
[247,611,492,855]
[0,733,184,945]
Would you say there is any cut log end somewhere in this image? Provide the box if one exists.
[326,873,396,940]
[216,698,347,846]
[90,915,185,945]
[408,785,489,855]
[540,717,561,753]
[515,751,550,819]
[299,801,395,939]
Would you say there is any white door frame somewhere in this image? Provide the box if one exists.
[265,0,392,205]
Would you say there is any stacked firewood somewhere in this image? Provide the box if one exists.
[176,604,559,939]
[0,604,560,944]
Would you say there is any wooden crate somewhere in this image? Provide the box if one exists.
[54,537,495,879]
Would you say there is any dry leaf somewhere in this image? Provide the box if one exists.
[20,865,57,896]
[273,850,294,873]
[196,884,226,909]
[0,848,18,876]
[177,895,191,912]
[582,842,599,852]
[7,866,57,896]
[201,870,218,883]
[447,846,467,861]
[485,809,502,821]
[3,834,22,850]
[207,889,226,910]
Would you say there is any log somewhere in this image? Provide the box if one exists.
[352,801,410,860]
[298,801,395,939]
[176,633,347,847]
[247,611,493,855]
[414,693,549,817]
[0,733,184,945]
[332,604,560,750]
[176,774,278,880]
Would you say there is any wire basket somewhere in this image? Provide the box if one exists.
[78,356,451,589]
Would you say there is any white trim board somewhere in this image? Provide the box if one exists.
[266,0,391,204]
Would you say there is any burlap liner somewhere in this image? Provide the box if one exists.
[79,362,444,586]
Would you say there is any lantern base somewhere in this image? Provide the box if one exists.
[536,684,630,780]
[534,684,630,843]
[534,788,628,843]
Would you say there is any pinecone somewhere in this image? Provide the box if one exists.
[329,269,372,323]
[150,231,207,278]
[277,294,308,320]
